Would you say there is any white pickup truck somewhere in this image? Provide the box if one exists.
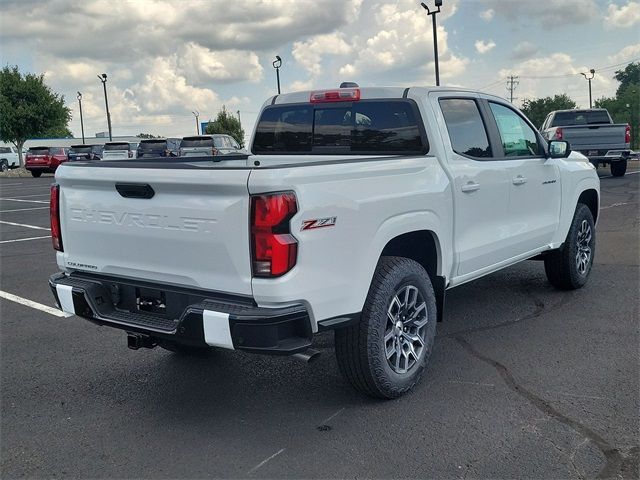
[49,87,600,398]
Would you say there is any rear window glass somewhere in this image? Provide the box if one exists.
[104,143,130,150]
[49,147,65,155]
[70,146,92,153]
[180,137,213,147]
[28,147,49,154]
[252,100,427,154]
[550,110,610,127]
[138,140,167,149]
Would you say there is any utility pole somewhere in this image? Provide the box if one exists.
[420,1,443,86]
[507,75,519,103]
[97,73,112,141]
[77,92,85,144]
[236,110,241,127]
[581,69,595,108]
[192,111,200,135]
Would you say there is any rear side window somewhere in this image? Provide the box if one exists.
[550,110,610,127]
[0,147,10,153]
[180,137,214,147]
[439,99,492,159]
[213,137,226,148]
[253,100,427,155]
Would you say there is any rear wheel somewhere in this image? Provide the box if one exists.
[544,204,595,290]
[0,160,8,172]
[610,159,627,177]
[335,256,437,399]
[30,171,42,178]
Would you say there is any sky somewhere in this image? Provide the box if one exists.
[1,0,639,142]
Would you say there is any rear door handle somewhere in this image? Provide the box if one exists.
[461,181,480,193]
[512,175,527,185]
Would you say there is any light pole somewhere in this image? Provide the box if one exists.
[192,111,200,135]
[421,1,442,86]
[77,92,85,145]
[97,73,112,141]
[581,69,595,109]
[272,56,282,94]
[237,110,241,126]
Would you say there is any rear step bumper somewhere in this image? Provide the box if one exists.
[49,272,312,355]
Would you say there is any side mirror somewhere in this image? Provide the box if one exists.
[548,140,571,159]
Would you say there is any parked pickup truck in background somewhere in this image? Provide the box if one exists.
[0,146,20,172]
[541,108,631,176]
[49,86,600,398]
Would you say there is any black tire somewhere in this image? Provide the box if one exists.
[610,159,627,177]
[0,160,8,172]
[157,340,212,356]
[544,204,595,290]
[30,171,42,178]
[335,256,437,399]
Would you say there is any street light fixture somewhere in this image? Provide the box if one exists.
[272,55,282,94]
[77,92,85,145]
[192,111,200,135]
[97,73,112,141]
[580,69,596,109]
[421,1,442,86]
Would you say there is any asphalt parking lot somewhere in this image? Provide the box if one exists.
[1,167,638,479]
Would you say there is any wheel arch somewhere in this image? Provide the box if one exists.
[577,188,599,223]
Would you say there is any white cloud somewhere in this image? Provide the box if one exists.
[608,43,640,63]
[480,9,494,21]
[475,40,496,54]
[510,42,539,61]
[176,43,263,84]
[484,0,600,28]
[292,33,352,76]
[604,1,640,28]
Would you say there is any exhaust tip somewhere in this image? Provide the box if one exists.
[292,348,321,364]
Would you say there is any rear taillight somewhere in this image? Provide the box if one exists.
[50,184,63,251]
[310,88,360,103]
[250,192,298,277]
[555,127,563,140]
[625,124,631,144]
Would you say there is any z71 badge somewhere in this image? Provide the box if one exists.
[301,217,337,231]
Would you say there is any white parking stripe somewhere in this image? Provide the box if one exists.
[0,198,48,204]
[0,220,50,230]
[0,206,49,213]
[0,193,50,198]
[0,235,51,244]
[0,290,72,318]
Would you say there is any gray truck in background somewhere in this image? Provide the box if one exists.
[541,108,631,176]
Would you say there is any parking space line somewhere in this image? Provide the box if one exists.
[0,220,50,231]
[0,290,72,318]
[247,448,286,475]
[0,198,48,204]
[0,206,49,213]
[0,193,50,198]
[0,235,51,244]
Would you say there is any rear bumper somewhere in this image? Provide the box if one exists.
[580,149,631,161]
[49,272,313,355]
[25,165,54,172]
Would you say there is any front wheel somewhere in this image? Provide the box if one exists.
[0,160,8,172]
[544,204,595,290]
[30,171,42,178]
[335,256,437,399]
[610,159,627,177]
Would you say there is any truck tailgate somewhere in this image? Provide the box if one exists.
[55,165,253,295]
[562,125,627,150]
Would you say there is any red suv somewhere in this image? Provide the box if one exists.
[24,146,68,177]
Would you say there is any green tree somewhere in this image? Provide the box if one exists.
[0,66,72,166]
[596,82,639,150]
[204,106,245,147]
[613,62,640,96]
[520,94,577,130]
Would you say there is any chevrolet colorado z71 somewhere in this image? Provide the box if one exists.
[49,87,600,398]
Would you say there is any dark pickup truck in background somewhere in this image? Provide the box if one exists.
[541,108,631,176]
